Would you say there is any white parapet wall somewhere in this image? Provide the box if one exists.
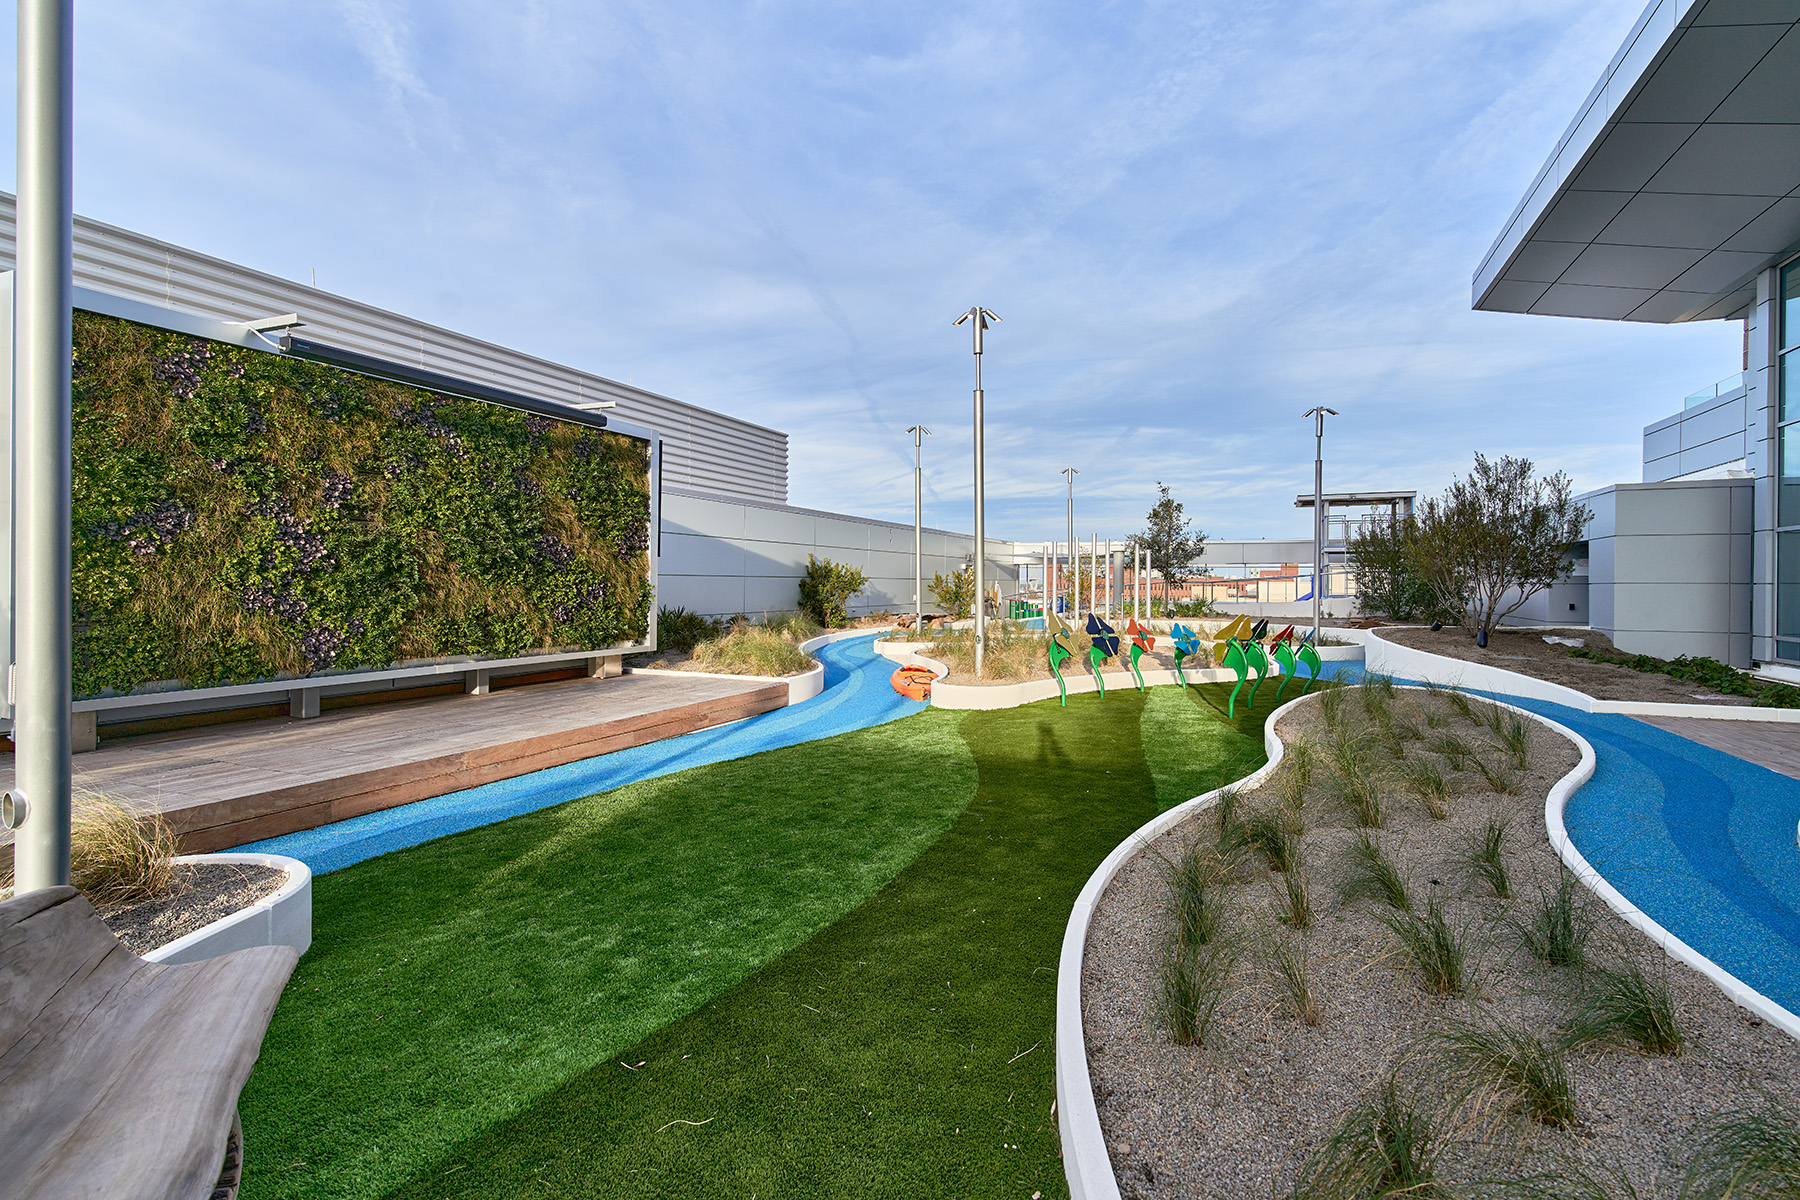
[1362,626,1800,723]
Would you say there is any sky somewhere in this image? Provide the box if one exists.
[5,1,1744,545]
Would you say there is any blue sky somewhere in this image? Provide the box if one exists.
[14,1,1741,544]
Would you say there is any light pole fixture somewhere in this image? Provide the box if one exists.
[907,425,931,633]
[1304,406,1339,645]
[12,0,75,895]
[1061,467,1079,621]
[954,306,1000,677]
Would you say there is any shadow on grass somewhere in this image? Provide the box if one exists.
[381,691,1165,1199]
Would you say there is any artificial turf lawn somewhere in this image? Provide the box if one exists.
[241,684,1270,1199]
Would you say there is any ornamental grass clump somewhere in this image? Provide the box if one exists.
[1432,1015,1577,1128]
[1277,853,1315,930]
[1492,711,1532,771]
[923,621,1043,680]
[1382,900,1469,997]
[1427,731,1473,772]
[1472,751,1521,795]
[1165,841,1231,948]
[1339,831,1412,914]
[1259,929,1321,1026]
[1398,756,1451,819]
[1273,736,1316,811]
[1562,963,1685,1056]
[689,623,812,676]
[1683,1100,1800,1200]
[1290,1077,1444,1200]
[656,605,724,653]
[69,794,181,907]
[1463,816,1512,899]
[1329,735,1385,828]
[1158,939,1238,1047]
[1230,809,1300,873]
[1516,871,1592,968]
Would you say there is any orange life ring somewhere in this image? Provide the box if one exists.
[891,664,934,701]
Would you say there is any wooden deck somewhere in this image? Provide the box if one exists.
[1634,714,1800,782]
[0,671,786,859]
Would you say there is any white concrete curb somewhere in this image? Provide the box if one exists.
[1364,627,1800,723]
[143,852,313,965]
[1056,692,1309,1200]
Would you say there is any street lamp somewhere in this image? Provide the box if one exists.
[1304,406,1339,645]
[11,0,75,894]
[953,306,1001,677]
[1061,467,1079,621]
[907,425,931,634]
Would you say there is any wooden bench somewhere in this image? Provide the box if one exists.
[0,886,299,1199]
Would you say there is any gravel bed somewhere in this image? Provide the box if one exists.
[1380,625,1753,706]
[1082,685,1800,1198]
[96,860,287,955]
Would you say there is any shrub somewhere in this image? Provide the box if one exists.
[928,564,975,619]
[68,795,180,907]
[797,555,868,627]
[657,606,723,653]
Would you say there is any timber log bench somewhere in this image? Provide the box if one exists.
[0,886,298,1200]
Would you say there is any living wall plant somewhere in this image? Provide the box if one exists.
[71,311,653,699]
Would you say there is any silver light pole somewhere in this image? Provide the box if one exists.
[1304,406,1339,645]
[1061,468,1078,620]
[10,0,74,894]
[953,307,1000,677]
[908,425,931,635]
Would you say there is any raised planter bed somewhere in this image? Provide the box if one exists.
[142,852,313,966]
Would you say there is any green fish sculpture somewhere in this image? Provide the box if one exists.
[1296,629,1323,694]
[1269,624,1299,701]
[1046,611,1078,706]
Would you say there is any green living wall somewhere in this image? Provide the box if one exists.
[70,311,653,700]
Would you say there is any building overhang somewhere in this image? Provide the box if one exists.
[1293,491,1417,509]
[1474,0,1800,324]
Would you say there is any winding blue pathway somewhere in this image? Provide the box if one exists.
[243,633,924,874]
[1440,691,1800,1020]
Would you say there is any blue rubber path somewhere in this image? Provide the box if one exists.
[1428,690,1800,1020]
[242,633,924,875]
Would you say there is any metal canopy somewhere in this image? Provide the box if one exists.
[1293,491,1416,509]
[1475,0,1800,324]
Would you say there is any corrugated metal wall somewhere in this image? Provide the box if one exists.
[0,192,787,503]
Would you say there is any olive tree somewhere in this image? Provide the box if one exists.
[1129,482,1207,585]
[1347,512,1447,622]
[1411,454,1590,638]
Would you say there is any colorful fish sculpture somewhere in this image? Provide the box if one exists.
[1123,617,1155,691]
[1045,610,1079,706]
[1295,628,1324,695]
[1086,612,1119,699]
[1269,625,1300,701]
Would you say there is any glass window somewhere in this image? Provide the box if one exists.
[1783,428,1800,528]
[1785,261,1800,351]
[1781,640,1800,662]
[1781,532,1800,639]
[1786,351,1800,423]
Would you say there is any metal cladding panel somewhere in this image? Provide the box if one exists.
[0,194,788,504]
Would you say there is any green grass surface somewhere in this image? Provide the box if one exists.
[1140,681,1276,809]
[243,685,1270,1199]
[242,711,977,1199]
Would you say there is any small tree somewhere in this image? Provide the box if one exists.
[797,554,868,628]
[1411,454,1590,638]
[1129,482,1207,586]
[929,563,975,619]
[1347,513,1455,623]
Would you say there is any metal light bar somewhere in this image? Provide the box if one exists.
[278,333,616,434]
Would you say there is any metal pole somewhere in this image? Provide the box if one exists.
[1304,406,1337,644]
[12,0,74,894]
[1062,468,1078,622]
[908,425,930,635]
[955,307,999,677]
